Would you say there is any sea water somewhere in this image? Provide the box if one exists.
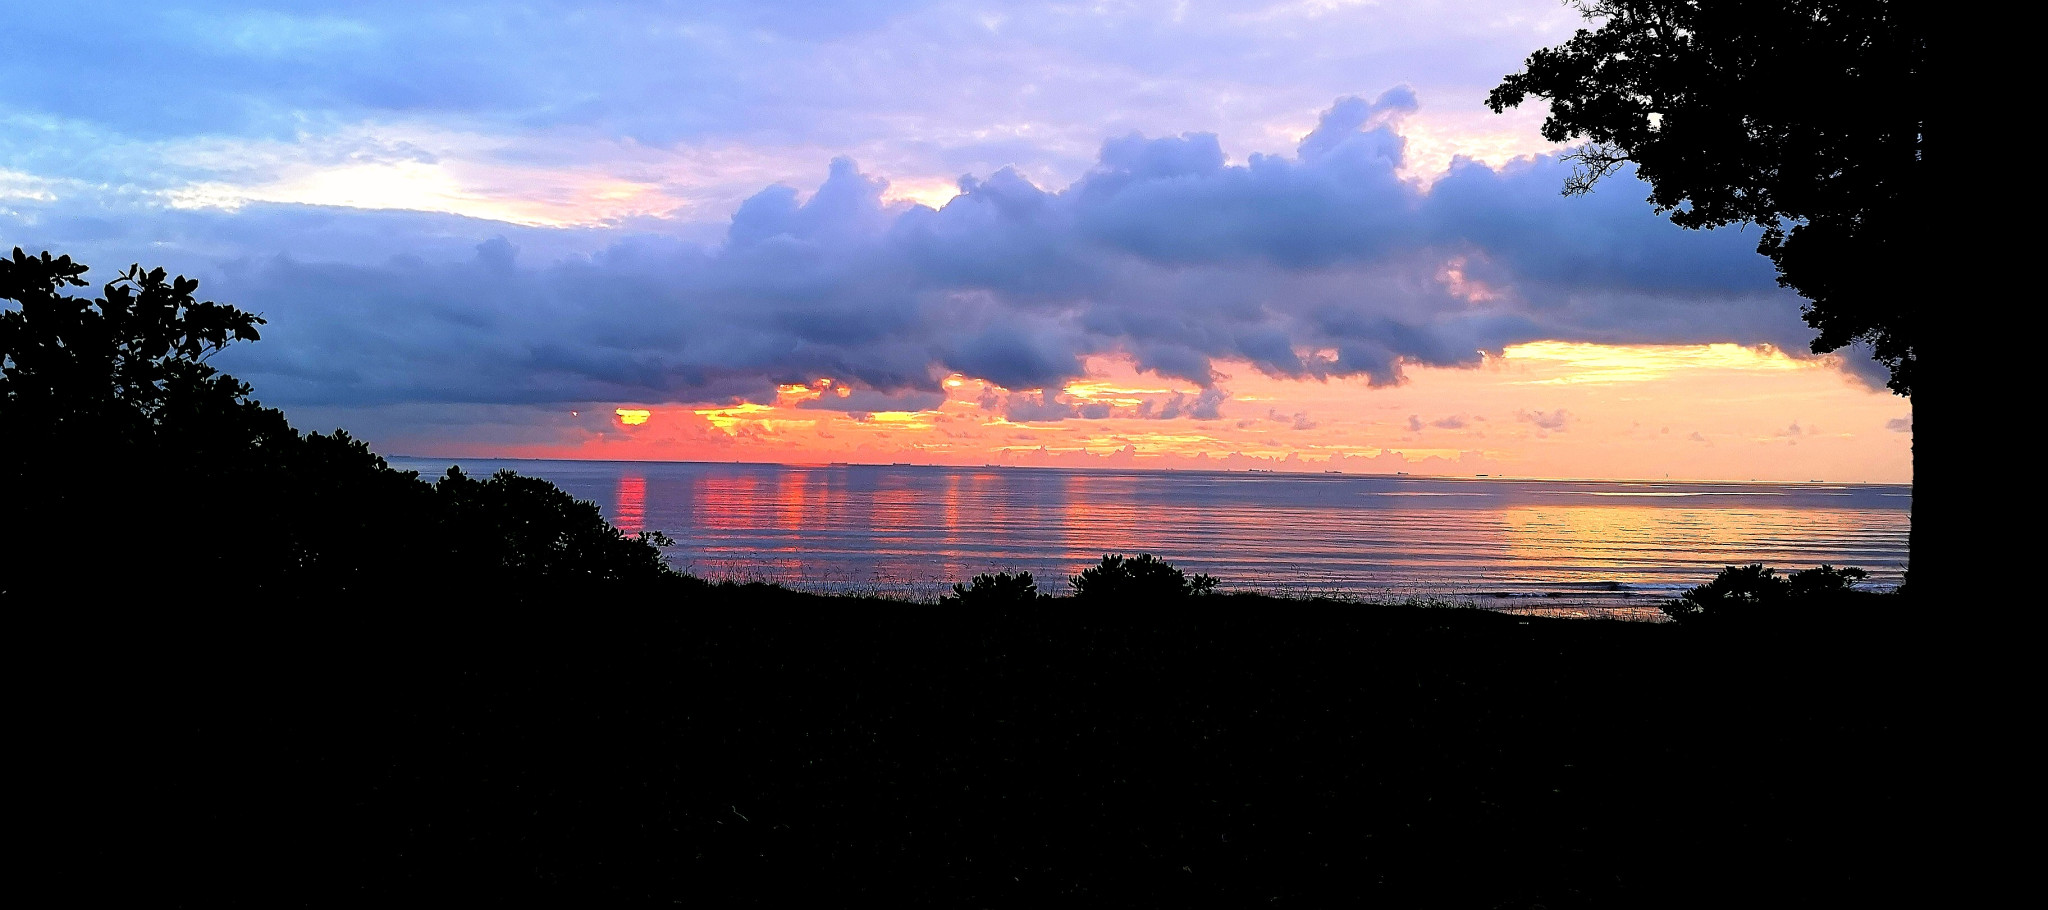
[389,458,1909,619]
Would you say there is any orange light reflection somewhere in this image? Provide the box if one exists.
[613,474,645,535]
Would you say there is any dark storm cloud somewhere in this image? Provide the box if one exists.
[798,388,948,414]
[999,390,1083,423]
[7,95,1817,414]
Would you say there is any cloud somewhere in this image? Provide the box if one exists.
[1517,409,1569,431]
[1,2,1580,164]
[1186,387,1230,420]
[1885,417,1912,432]
[797,387,945,414]
[995,383,1231,424]
[8,94,1816,423]
[997,389,1083,423]
[1823,341,1905,392]
[1410,414,1469,429]
[1135,387,1228,421]
[0,0,1596,237]
[1259,408,1318,430]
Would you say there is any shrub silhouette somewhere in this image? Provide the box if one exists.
[1662,563,1873,624]
[1787,564,1868,598]
[1,248,678,601]
[939,571,1046,605]
[434,466,677,586]
[1069,553,1218,601]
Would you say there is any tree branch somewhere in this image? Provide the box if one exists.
[1560,142,1633,196]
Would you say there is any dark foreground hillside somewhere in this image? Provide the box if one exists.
[26,588,1925,907]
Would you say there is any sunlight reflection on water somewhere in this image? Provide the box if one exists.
[391,459,1909,618]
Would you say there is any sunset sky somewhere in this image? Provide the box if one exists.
[2,0,1911,482]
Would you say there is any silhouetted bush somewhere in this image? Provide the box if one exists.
[1,248,679,601]
[940,571,1046,605]
[1070,553,1218,601]
[1788,563,1868,597]
[433,465,678,588]
[1662,563,1876,624]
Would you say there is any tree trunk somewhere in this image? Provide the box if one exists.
[1905,340,1928,596]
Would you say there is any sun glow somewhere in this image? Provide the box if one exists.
[884,177,965,210]
[776,383,824,405]
[859,411,938,430]
[693,402,780,434]
[1503,341,1810,384]
[157,128,697,227]
[165,160,591,224]
[474,344,1910,484]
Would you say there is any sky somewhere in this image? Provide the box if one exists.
[1,0,1911,482]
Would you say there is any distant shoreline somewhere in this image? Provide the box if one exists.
[386,455,1912,489]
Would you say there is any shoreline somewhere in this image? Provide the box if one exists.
[675,575,1706,621]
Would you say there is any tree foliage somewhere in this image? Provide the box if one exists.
[1,249,286,466]
[1,248,678,602]
[1070,554,1218,601]
[940,571,1047,606]
[1488,1,1925,394]
[434,466,676,586]
[1660,562,1874,624]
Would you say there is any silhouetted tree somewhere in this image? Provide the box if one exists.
[434,465,675,586]
[1487,2,1934,586]
[1070,554,1218,601]
[1787,563,1868,598]
[1,248,676,601]
[940,571,1047,605]
[1661,563,1789,623]
[3,249,287,595]
[1661,562,1876,624]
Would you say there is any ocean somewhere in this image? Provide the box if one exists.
[388,458,1910,619]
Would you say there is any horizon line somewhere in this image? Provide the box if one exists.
[381,454,1910,488]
